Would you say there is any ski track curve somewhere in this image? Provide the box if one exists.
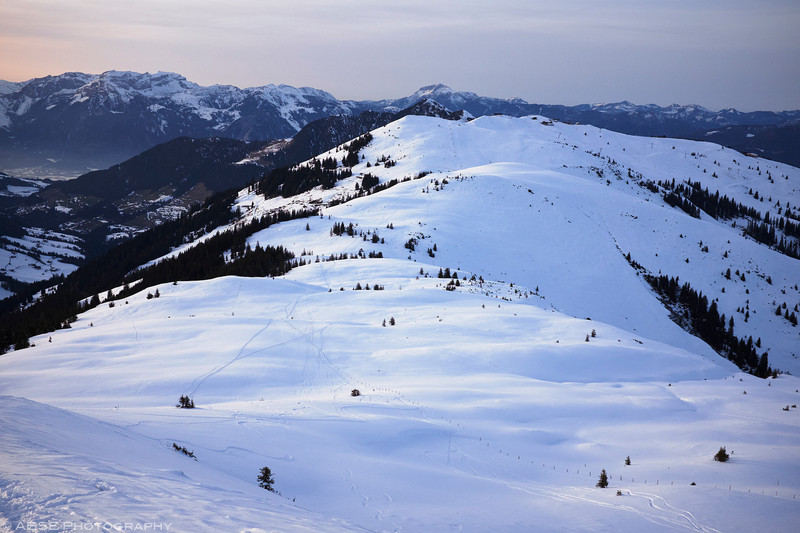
[188,316,277,397]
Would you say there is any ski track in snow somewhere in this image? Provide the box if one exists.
[498,479,721,533]
[624,490,719,533]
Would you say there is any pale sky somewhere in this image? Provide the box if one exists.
[1,0,798,111]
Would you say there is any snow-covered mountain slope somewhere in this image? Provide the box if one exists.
[1,115,799,531]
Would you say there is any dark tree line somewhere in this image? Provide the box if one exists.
[344,132,373,155]
[662,179,762,221]
[662,190,701,218]
[117,231,294,295]
[773,212,800,240]
[645,273,773,378]
[255,133,373,199]
[744,220,799,259]
[342,151,360,168]
[112,208,315,298]
[360,173,379,189]
[255,162,352,198]
[330,222,356,237]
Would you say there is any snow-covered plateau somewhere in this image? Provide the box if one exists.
[1,115,798,532]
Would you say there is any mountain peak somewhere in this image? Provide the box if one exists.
[415,83,454,95]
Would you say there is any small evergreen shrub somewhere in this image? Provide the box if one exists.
[714,446,730,462]
[177,395,195,408]
[172,443,196,459]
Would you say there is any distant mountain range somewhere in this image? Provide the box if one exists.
[2,71,798,176]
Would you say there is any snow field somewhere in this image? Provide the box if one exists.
[2,268,799,531]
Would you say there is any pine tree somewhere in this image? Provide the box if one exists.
[756,353,770,378]
[596,469,609,488]
[257,466,275,491]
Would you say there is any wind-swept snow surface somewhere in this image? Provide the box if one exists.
[1,116,799,531]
